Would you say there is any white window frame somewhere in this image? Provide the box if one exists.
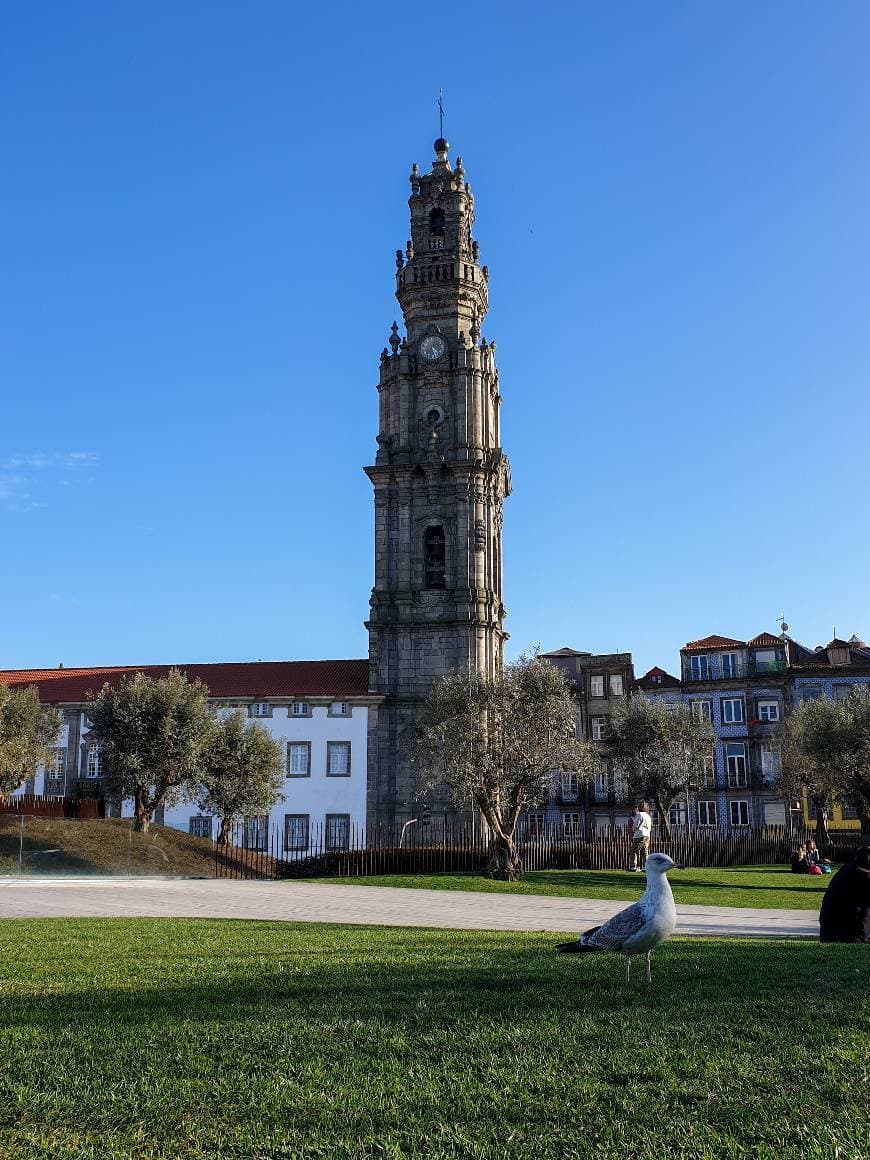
[701,753,716,787]
[291,701,310,717]
[668,801,687,828]
[722,697,745,724]
[589,675,605,698]
[757,700,780,722]
[526,812,546,837]
[725,742,748,787]
[250,702,271,718]
[286,741,311,777]
[326,741,352,777]
[608,674,624,697]
[690,655,709,680]
[562,812,582,836]
[721,652,740,678]
[593,766,608,800]
[86,745,101,777]
[590,717,606,741]
[50,747,66,776]
[561,772,580,801]
[691,700,712,723]
[329,701,351,717]
[800,686,822,703]
[697,799,718,827]
[760,740,781,779]
[729,800,750,827]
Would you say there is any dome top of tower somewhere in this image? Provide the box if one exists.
[434,137,449,157]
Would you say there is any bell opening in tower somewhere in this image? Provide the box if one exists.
[423,525,446,590]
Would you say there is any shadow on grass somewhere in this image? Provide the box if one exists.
[3,932,867,1039]
[528,870,828,898]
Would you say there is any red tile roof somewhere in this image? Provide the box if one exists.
[682,635,745,653]
[747,632,782,648]
[635,666,681,690]
[0,660,371,703]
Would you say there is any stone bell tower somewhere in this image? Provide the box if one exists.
[365,136,511,829]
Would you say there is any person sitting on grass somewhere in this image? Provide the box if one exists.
[805,838,832,874]
[819,845,870,944]
[791,845,810,873]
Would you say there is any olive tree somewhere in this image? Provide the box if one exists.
[781,688,870,843]
[194,710,285,844]
[604,696,714,838]
[88,669,212,832]
[0,683,62,797]
[413,652,585,880]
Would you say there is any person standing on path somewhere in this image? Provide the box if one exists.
[629,801,653,872]
[819,845,870,943]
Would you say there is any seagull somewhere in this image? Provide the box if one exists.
[556,853,682,982]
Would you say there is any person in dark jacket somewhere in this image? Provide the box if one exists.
[819,846,870,943]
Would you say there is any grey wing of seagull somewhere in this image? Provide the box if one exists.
[581,901,648,951]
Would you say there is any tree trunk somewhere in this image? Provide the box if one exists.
[133,791,151,834]
[217,817,232,845]
[858,811,870,843]
[484,832,523,881]
[812,795,830,848]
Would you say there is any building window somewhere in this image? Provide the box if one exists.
[721,652,740,679]
[424,525,446,589]
[244,816,269,851]
[291,702,310,717]
[50,748,66,777]
[700,753,716,787]
[561,772,580,801]
[729,800,750,827]
[428,207,445,236]
[329,702,351,717]
[526,812,546,836]
[754,649,778,671]
[284,814,309,851]
[250,702,271,717]
[757,700,780,722]
[721,697,745,724]
[590,717,607,741]
[189,816,213,839]
[690,655,709,681]
[725,742,748,787]
[691,700,712,723]
[609,674,624,697]
[760,741,781,779]
[669,802,687,828]
[86,745,101,777]
[832,685,852,702]
[287,742,311,777]
[697,800,718,827]
[327,741,352,777]
[593,766,608,800]
[325,814,350,850]
[589,675,605,698]
[562,812,582,836]
[800,686,822,703]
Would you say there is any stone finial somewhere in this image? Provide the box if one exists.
[411,163,419,177]
[395,249,404,270]
[482,265,489,281]
[389,322,400,354]
[458,330,467,348]
[490,341,497,354]
[469,314,480,344]
[472,240,480,261]
[400,336,408,352]
[405,239,414,260]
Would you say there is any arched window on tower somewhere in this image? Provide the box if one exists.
[428,208,445,251]
[424,525,446,590]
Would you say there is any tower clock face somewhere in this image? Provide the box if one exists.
[419,334,446,362]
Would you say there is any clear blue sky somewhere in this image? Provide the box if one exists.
[2,1,868,677]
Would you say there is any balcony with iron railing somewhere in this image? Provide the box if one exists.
[684,658,787,682]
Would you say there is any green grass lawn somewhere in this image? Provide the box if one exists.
[313,866,831,910]
[0,920,867,1159]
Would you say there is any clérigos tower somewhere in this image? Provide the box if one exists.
[365,136,511,828]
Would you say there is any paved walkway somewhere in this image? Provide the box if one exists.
[0,877,818,938]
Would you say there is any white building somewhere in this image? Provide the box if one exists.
[0,659,380,854]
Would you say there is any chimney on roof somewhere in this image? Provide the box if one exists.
[58,662,64,669]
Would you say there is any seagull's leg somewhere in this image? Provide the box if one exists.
[624,955,631,983]
[645,951,652,985]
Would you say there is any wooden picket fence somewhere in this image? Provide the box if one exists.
[212,821,865,881]
[0,794,104,819]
